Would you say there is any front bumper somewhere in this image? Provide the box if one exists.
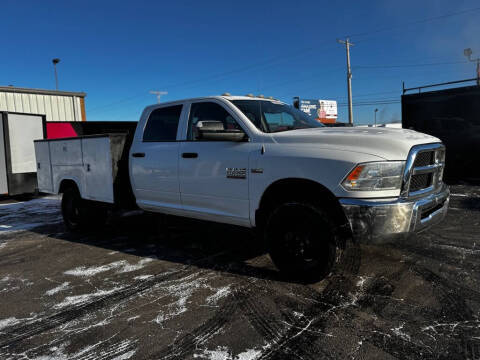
[339,184,449,243]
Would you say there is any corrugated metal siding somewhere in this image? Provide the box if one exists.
[0,91,84,121]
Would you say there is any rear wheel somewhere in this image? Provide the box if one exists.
[265,201,339,282]
[61,187,107,232]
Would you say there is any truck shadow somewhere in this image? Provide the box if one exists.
[0,195,360,284]
[24,211,361,285]
[26,213,303,284]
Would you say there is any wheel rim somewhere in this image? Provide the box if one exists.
[282,222,325,264]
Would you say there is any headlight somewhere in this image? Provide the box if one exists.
[342,161,405,191]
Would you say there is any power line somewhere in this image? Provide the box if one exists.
[354,60,469,69]
[87,45,330,115]
[338,100,400,107]
[335,90,400,101]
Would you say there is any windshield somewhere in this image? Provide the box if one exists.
[231,100,324,133]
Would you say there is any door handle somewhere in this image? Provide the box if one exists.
[132,152,145,158]
[182,152,198,159]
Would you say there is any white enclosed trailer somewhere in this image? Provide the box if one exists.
[0,112,46,195]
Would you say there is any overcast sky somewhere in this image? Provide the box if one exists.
[1,0,479,124]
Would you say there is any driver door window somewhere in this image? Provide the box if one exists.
[187,102,242,140]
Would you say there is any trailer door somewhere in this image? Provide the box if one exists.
[0,114,8,195]
[4,113,45,195]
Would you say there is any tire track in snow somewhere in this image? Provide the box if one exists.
[149,298,237,359]
[0,250,231,349]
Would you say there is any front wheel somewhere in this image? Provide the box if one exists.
[265,201,339,282]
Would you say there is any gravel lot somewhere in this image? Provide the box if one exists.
[0,185,479,360]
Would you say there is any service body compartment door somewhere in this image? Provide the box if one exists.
[49,139,83,166]
[81,137,114,203]
[34,141,53,193]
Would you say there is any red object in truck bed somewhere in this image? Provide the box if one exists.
[46,123,78,139]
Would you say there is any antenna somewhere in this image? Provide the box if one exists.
[150,91,168,104]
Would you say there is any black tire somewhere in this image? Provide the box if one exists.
[61,187,107,232]
[61,187,88,232]
[265,201,339,282]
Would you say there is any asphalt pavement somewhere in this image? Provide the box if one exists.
[0,185,479,359]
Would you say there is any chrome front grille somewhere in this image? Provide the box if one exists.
[401,143,446,198]
[409,173,432,192]
[414,152,434,167]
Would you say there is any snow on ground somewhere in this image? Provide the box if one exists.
[0,314,37,331]
[0,196,62,234]
[193,346,262,360]
[206,286,232,305]
[64,258,154,277]
[54,287,124,309]
[0,317,21,330]
[45,282,70,296]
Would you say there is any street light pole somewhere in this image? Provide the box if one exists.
[150,90,168,104]
[374,108,378,127]
[52,58,60,90]
[338,38,354,125]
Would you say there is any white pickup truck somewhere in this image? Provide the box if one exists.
[35,95,449,280]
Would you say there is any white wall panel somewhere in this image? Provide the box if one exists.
[51,96,59,121]
[44,95,52,120]
[29,94,38,114]
[64,97,73,121]
[13,93,23,112]
[37,95,45,115]
[0,93,6,111]
[6,93,15,111]
[75,98,82,120]
[0,91,84,121]
[21,93,30,113]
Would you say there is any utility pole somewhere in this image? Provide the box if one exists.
[150,91,168,104]
[337,38,354,125]
[52,58,60,90]
[463,48,480,86]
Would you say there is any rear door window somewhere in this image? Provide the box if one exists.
[143,105,183,141]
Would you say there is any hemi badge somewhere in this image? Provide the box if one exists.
[226,168,247,179]
[251,168,263,174]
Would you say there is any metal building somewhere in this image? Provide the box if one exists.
[0,86,86,122]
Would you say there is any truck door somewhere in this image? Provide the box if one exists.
[129,104,183,212]
[179,101,253,226]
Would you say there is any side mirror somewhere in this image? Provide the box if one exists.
[196,120,247,142]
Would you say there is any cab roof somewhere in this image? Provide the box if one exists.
[144,95,286,109]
